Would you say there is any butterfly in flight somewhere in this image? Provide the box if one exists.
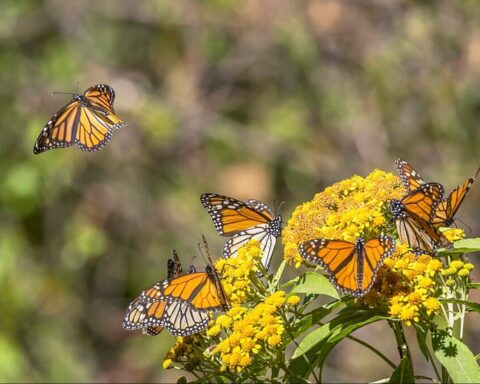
[123,246,229,337]
[298,236,395,297]
[396,157,479,228]
[200,193,282,271]
[33,84,126,154]
[389,182,452,254]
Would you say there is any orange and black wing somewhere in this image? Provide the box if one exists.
[159,270,229,312]
[33,100,81,154]
[167,250,183,279]
[395,215,451,254]
[299,239,361,295]
[122,297,210,336]
[201,193,274,236]
[72,105,124,152]
[395,158,427,192]
[401,183,444,223]
[298,237,394,297]
[83,84,116,113]
[431,168,480,228]
[361,237,396,292]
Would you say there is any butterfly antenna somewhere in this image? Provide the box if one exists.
[455,218,472,234]
[202,234,214,265]
[52,91,76,96]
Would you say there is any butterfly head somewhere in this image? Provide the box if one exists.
[354,237,365,251]
[389,199,406,219]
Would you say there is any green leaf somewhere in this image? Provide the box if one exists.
[389,356,415,384]
[414,325,431,362]
[292,300,344,338]
[441,299,480,314]
[439,238,480,254]
[468,282,480,289]
[284,271,340,299]
[288,309,387,379]
[271,260,286,288]
[432,330,480,383]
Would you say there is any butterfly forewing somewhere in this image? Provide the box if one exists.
[395,158,426,192]
[361,237,395,292]
[401,183,444,223]
[431,168,480,227]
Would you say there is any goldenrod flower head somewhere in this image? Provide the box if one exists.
[286,295,301,306]
[464,263,475,271]
[215,241,262,305]
[209,289,287,372]
[442,228,465,242]
[207,324,222,337]
[424,297,441,315]
[449,260,464,271]
[282,170,404,266]
[445,278,456,287]
[458,268,471,277]
[365,247,448,325]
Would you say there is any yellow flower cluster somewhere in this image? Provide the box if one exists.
[282,170,404,266]
[442,259,474,287]
[363,246,446,326]
[214,240,262,305]
[207,291,289,372]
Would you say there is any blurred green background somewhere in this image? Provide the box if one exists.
[1,0,480,382]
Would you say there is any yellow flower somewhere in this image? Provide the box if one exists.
[216,315,233,329]
[282,170,404,267]
[207,324,222,337]
[163,359,172,369]
[458,268,471,277]
[442,228,465,242]
[216,241,262,305]
[445,278,455,287]
[464,263,475,271]
[267,335,282,346]
[424,297,441,316]
[286,295,301,306]
[449,260,464,271]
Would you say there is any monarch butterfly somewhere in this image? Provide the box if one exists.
[123,248,229,336]
[389,183,452,254]
[143,251,197,336]
[200,193,282,271]
[298,236,395,297]
[33,84,126,154]
[396,157,479,227]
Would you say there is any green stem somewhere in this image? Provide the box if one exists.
[279,308,321,383]
[390,320,414,375]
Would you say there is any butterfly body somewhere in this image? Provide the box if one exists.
[299,236,395,297]
[33,84,126,154]
[201,193,282,271]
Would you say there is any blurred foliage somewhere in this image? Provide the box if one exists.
[1,0,480,382]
